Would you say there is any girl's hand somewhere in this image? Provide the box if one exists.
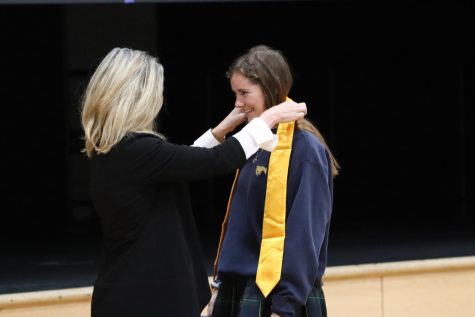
[207,287,218,316]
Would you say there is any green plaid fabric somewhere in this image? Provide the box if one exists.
[211,276,327,317]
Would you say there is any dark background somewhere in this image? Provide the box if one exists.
[0,1,474,293]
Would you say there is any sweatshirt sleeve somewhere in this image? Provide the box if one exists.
[270,145,333,317]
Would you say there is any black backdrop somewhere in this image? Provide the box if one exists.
[0,1,474,291]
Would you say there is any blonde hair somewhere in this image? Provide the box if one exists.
[228,45,340,176]
[81,47,164,158]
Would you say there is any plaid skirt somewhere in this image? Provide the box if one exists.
[211,275,327,317]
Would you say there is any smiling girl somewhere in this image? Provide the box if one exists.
[204,45,340,317]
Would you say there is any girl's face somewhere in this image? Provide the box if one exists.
[230,72,267,122]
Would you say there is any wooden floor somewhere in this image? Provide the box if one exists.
[323,256,475,317]
[1,256,474,317]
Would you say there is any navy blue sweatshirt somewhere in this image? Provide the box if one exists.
[216,129,334,317]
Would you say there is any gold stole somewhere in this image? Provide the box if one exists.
[213,120,295,298]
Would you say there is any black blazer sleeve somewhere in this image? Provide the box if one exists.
[121,133,246,184]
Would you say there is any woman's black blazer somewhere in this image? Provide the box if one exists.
[89,133,246,317]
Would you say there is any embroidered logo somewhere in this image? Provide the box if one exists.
[255,165,267,176]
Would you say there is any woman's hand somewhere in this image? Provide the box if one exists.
[212,108,247,142]
[259,100,307,128]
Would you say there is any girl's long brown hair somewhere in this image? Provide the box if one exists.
[227,45,340,176]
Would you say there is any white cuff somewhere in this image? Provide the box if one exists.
[244,117,274,144]
[233,118,278,159]
[260,136,278,152]
[192,129,221,148]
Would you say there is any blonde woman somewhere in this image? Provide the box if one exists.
[81,47,306,317]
